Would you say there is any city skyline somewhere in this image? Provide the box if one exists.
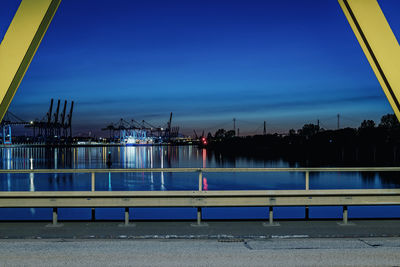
[1,0,399,136]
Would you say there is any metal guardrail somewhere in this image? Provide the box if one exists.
[1,167,400,227]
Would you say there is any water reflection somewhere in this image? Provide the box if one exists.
[108,172,112,191]
[161,146,165,190]
[150,146,154,190]
[202,148,208,191]
[29,173,34,192]
[0,146,399,193]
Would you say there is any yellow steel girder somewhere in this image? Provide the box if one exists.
[0,0,61,122]
[339,0,400,120]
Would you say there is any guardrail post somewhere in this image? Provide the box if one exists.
[198,170,203,191]
[191,170,208,227]
[91,172,95,192]
[263,206,279,227]
[197,207,202,224]
[269,206,273,224]
[118,207,135,227]
[53,207,58,225]
[305,171,309,219]
[46,207,63,227]
[190,207,208,227]
[91,172,95,221]
[305,171,309,190]
[305,206,309,220]
[338,205,355,226]
[125,207,129,225]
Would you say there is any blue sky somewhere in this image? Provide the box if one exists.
[1,0,399,136]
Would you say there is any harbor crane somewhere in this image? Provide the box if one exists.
[25,98,74,143]
[0,111,31,144]
[102,113,179,143]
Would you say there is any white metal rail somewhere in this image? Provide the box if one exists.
[1,167,400,227]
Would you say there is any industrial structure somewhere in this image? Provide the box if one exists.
[26,99,74,144]
[102,112,179,144]
[0,111,31,145]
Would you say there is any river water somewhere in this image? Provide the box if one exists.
[1,145,399,221]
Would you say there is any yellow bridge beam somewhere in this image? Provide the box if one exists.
[339,0,400,120]
[0,0,61,122]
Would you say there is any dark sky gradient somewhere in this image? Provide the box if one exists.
[1,0,400,136]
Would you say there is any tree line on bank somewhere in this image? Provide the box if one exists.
[206,114,400,166]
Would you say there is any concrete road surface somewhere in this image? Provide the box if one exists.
[1,238,400,266]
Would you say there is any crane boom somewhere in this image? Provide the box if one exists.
[54,99,60,124]
[47,99,53,125]
[60,100,67,125]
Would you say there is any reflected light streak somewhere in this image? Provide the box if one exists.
[202,148,207,168]
[29,173,35,192]
[54,173,58,191]
[30,208,36,215]
[103,148,106,166]
[54,149,58,169]
[202,149,208,190]
[7,173,11,191]
[108,172,112,191]
[29,158,33,170]
[203,177,208,191]
[7,149,11,170]
[161,146,165,191]
[150,146,154,190]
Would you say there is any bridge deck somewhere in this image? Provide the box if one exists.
[1,219,400,239]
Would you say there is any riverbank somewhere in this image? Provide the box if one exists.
[207,129,400,167]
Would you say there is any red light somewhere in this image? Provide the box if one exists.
[203,141,207,145]
[202,137,205,141]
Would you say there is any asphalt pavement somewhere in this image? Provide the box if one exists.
[2,220,400,266]
[1,238,400,266]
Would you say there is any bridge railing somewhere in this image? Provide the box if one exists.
[1,167,400,227]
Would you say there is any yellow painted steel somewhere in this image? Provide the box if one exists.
[339,0,400,120]
[0,0,61,122]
